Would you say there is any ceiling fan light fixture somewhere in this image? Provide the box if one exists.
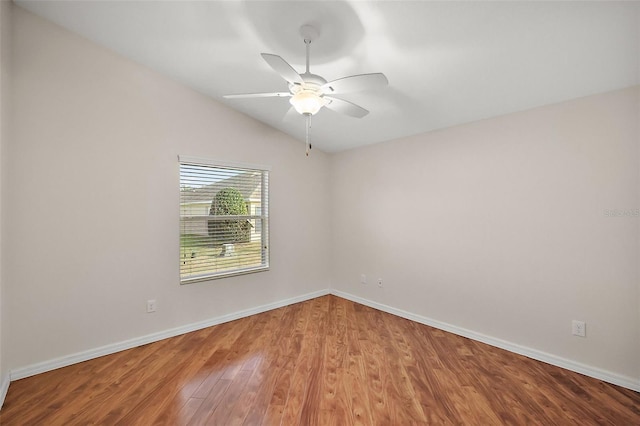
[290,91,324,115]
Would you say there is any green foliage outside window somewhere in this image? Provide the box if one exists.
[208,187,251,245]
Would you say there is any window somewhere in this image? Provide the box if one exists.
[179,156,269,283]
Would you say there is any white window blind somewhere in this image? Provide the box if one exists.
[179,156,269,283]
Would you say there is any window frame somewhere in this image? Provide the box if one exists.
[178,155,270,284]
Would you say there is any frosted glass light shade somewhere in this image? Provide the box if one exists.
[290,91,324,115]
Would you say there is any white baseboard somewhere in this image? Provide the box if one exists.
[0,371,10,409]
[10,289,330,381]
[331,289,640,393]
[6,288,640,394]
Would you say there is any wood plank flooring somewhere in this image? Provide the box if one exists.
[1,295,639,425]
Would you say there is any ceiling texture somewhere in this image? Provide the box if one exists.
[15,1,640,153]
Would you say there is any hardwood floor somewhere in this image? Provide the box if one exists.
[1,295,639,425]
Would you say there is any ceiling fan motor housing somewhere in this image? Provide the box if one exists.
[290,72,327,93]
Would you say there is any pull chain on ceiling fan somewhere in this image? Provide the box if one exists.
[224,24,388,156]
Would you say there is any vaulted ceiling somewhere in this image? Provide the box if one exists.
[15,1,640,152]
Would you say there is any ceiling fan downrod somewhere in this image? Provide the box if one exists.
[305,39,311,74]
[300,24,318,157]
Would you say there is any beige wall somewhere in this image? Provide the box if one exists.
[5,6,330,369]
[331,87,640,381]
[637,8,640,386]
[0,0,11,388]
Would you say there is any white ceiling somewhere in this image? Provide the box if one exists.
[15,1,640,153]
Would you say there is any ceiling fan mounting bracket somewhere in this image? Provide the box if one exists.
[299,24,320,43]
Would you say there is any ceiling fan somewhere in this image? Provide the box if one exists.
[224,25,388,155]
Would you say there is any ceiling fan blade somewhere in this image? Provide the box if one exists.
[324,97,369,118]
[282,106,300,122]
[321,73,388,94]
[224,92,291,99]
[261,53,304,85]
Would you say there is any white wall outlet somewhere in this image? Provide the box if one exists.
[360,274,367,285]
[572,320,586,337]
[147,299,157,313]
[378,278,383,288]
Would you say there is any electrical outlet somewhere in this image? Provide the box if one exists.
[572,320,586,337]
[378,278,383,288]
[360,274,367,285]
[147,299,157,313]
